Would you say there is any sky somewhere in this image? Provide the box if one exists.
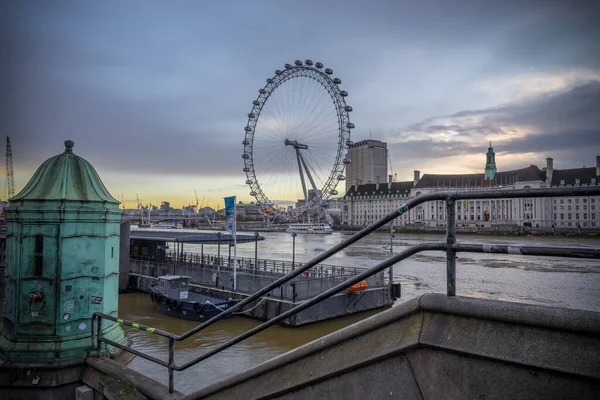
[1,0,599,209]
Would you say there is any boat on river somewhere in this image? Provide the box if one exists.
[286,223,334,234]
[148,276,238,322]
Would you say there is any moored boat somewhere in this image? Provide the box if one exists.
[148,276,238,321]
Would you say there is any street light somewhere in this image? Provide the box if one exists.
[291,232,297,269]
[254,231,259,276]
[216,232,222,271]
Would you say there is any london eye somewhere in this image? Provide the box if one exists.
[242,59,354,219]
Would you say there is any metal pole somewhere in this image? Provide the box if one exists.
[254,231,259,277]
[217,232,221,272]
[168,338,175,393]
[292,232,297,269]
[201,244,204,264]
[228,243,232,266]
[388,221,394,300]
[446,198,457,296]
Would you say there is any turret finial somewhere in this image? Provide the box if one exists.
[64,140,74,154]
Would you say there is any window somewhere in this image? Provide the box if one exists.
[583,214,588,219]
[34,235,43,276]
[560,214,564,220]
[576,213,579,219]
[568,213,572,219]
[575,199,580,204]
[560,180,565,185]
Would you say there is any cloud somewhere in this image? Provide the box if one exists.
[388,81,600,178]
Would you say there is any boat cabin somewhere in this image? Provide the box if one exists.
[154,275,190,300]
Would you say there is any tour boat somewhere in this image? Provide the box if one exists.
[148,276,238,322]
[286,223,334,234]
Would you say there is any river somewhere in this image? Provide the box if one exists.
[119,230,600,393]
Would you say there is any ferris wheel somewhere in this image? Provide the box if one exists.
[242,59,354,219]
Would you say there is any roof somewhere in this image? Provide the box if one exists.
[345,181,413,197]
[11,140,118,203]
[130,229,265,244]
[551,167,598,186]
[413,165,546,189]
[157,275,191,281]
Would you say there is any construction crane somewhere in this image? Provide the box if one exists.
[194,190,199,212]
[6,136,15,199]
[388,153,396,183]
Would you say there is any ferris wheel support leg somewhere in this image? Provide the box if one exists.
[296,150,308,202]
[298,150,320,196]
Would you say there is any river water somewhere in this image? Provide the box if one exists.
[120,231,600,393]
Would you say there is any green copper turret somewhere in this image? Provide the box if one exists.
[484,142,497,181]
[0,140,126,367]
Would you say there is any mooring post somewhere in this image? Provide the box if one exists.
[446,198,457,296]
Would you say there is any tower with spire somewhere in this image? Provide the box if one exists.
[484,141,497,181]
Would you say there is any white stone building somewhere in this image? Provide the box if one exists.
[341,146,600,229]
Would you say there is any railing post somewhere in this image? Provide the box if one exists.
[168,338,175,394]
[446,198,457,296]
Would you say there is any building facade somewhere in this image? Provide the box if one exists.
[345,139,388,192]
[342,145,600,230]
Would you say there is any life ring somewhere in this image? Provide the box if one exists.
[193,302,202,313]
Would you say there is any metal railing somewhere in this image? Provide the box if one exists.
[92,186,600,393]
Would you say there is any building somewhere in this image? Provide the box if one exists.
[346,139,388,192]
[342,144,600,229]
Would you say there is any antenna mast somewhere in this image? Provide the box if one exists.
[6,136,15,199]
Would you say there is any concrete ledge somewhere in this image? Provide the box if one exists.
[181,293,600,400]
[84,357,183,400]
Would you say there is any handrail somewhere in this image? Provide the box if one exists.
[92,186,600,393]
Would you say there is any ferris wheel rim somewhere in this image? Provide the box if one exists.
[242,60,353,218]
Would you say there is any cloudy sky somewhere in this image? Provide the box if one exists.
[2,0,599,208]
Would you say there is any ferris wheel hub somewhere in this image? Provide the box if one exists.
[284,139,309,149]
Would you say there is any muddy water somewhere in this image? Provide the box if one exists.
[119,231,600,393]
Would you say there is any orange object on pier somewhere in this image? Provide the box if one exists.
[347,280,368,293]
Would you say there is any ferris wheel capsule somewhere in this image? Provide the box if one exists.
[243,167,250,172]
[330,190,338,196]
[324,68,333,75]
[339,90,348,97]
[275,70,282,75]
[305,59,313,65]
[243,140,250,145]
[337,175,346,180]
[315,62,323,68]
[252,100,261,106]
[285,63,293,69]
[245,180,253,185]
[344,105,353,112]
[343,158,351,164]
[247,113,256,119]
[333,78,342,84]
[294,60,303,66]
[250,191,257,196]
[242,154,250,159]
[346,122,355,129]
[266,78,273,83]
[259,89,267,94]
[346,140,353,146]
[244,126,253,132]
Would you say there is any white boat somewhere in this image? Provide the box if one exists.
[286,223,334,234]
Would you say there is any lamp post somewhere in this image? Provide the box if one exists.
[217,232,222,272]
[389,221,394,301]
[254,231,259,276]
[291,232,297,269]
